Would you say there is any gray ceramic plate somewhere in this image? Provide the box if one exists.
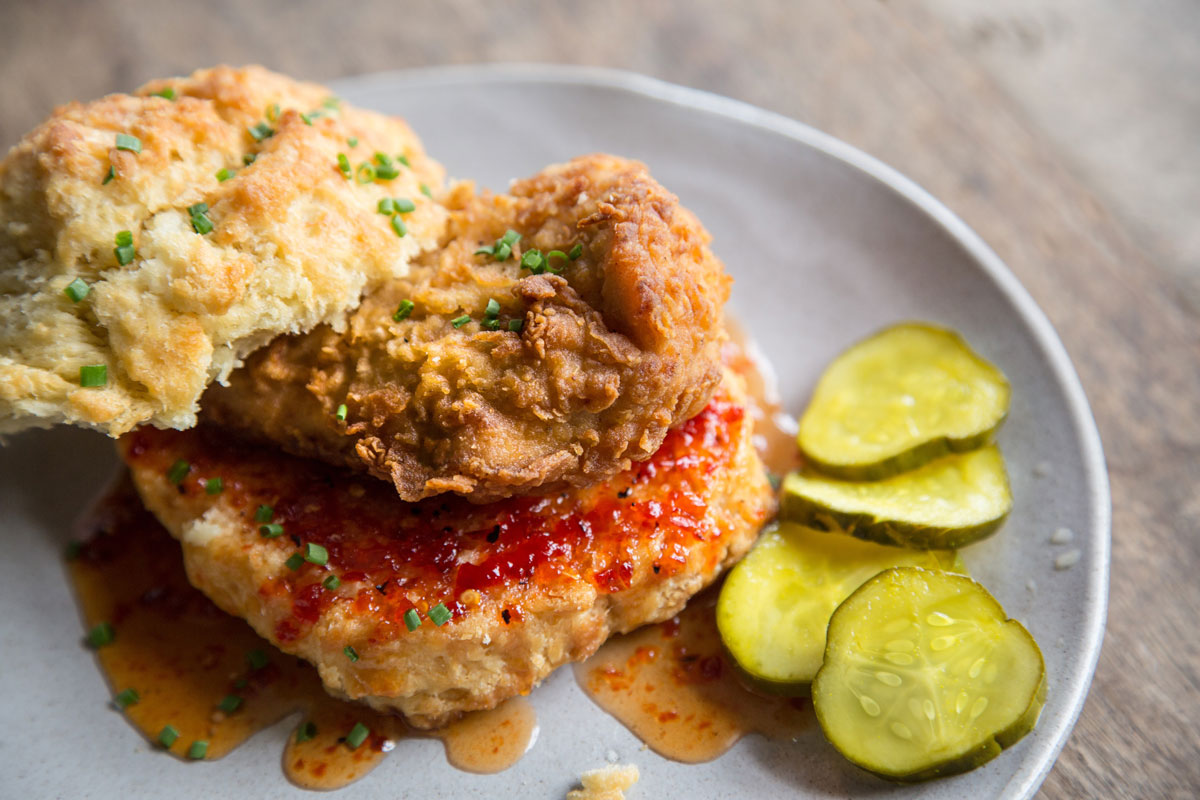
[0,65,1109,799]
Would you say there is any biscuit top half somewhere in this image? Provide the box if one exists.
[0,65,446,436]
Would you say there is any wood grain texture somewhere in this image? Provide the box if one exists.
[2,1,1196,797]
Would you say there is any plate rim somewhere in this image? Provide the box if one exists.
[330,63,1111,798]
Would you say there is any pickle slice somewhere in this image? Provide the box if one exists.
[780,445,1012,549]
[715,524,966,695]
[813,567,1045,782]
[797,323,1010,480]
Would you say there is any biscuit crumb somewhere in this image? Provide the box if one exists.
[566,764,639,800]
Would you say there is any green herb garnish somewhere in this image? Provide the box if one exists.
[345,722,369,750]
[87,621,115,648]
[303,543,328,566]
[79,365,107,387]
[259,523,284,538]
[115,133,142,153]
[322,575,341,590]
[404,609,421,631]
[187,740,208,760]
[64,278,90,303]
[158,725,179,748]
[167,460,190,484]
[343,645,359,662]
[115,688,140,708]
[428,603,452,626]
[296,721,317,743]
[393,300,414,321]
[254,505,274,523]
[285,553,305,571]
[217,694,242,713]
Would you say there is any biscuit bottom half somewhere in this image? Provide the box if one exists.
[120,369,775,728]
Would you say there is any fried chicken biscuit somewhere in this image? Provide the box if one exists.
[203,155,731,502]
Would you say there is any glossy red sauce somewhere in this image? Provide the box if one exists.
[120,392,749,643]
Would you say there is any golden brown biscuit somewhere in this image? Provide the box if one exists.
[0,65,445,436]
[121,369,773,728]
[202,155,731,502]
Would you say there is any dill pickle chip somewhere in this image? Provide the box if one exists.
[781,445,1012,549]
[797,323,1010,480]
[715,523,966,694]
[813,567,1045,782]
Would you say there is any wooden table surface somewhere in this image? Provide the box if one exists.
[3,2,1197,797]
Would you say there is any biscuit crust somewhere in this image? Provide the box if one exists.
[122,370,773,728]
[0,65,445,435]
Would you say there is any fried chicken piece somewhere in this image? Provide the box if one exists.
[0,65,445,435]
[202,154,731,502]
[121,369,774,728]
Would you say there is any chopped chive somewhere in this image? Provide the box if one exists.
[345,722,370,750]
[217,694,242,713]
[64,541,82,561]
[484,299,500,319]
[393,197,415,213]
[296,721,318,743]
[115,688,140,708]
[79,365,107,387]
[419,182,433,198]
[303,542,328,566]
[299,112,314,126]
[390,215,407,237]
[473,245,494,257]
[520,248,546,274]
[114,230,135,265]
[248,122,273,141]
[102,165,115,185]
[494,242,512,261]
[481,318,500,331]
[451,315,471,329]
[204,477,223,495]
[377,197,396,215]
[393,299,414,321]
[265,103,280,122]
[188,203,214,235]
[546,250,569,272]
[347,137,358,148]
[428,603,452,626]
[167,459,190,484]
[151,87,176,100]
[322,574,341,590]
[87,621,115,648]
[285,553,305,571]
[375,163,400,180]
[259,522,284,538]
[337,153,351,176]
[343,645,359,662]
[322,97,341,110]
[115,133,142,153]
[215,167,234,182]
[64,278,90,303]
[569,243,583,260]
[355,162,376,184]
[396,154,411,167]
[373,152,393,166]
[246,649,269,670]
[336,403,347,421]
[187,740,208,760]
[158,725,179,748]
[243,153,257,165]
[254,505,274,523]
[404,608,421,631]
[507,318,524,333]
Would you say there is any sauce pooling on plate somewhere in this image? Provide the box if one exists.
[68,481,536,790]
[573,591,811,763]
